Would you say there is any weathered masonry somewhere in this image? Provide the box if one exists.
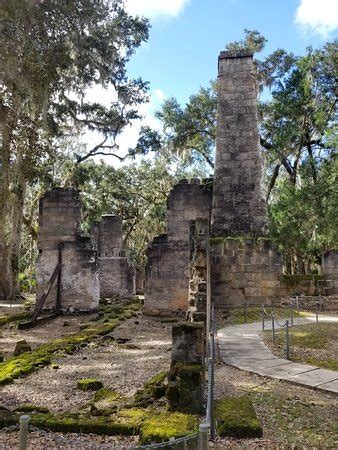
[36,188,100,312]
[144,180,211,316]
[322,250,338,295]
[210,51,283,308]
[92,215,135,299]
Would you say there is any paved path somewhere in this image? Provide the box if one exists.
[217,316,338,395]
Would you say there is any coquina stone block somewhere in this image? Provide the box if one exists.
[93,215,135,299]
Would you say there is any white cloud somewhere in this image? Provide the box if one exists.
[295,0,338,38]
[154,88,166,102]
[125,0,189,19]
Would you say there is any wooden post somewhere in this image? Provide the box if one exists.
[56,242,63,313]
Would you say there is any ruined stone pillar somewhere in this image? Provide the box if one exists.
[210,52,282,307]
[166,322,205,414]
[211,51,267,236]
[144,180,211,316]
[36,188,100,312]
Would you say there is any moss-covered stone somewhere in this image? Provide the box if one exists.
[28,413,138,435]
[77,378,103,391]
[91,388,126,415]
[13,340,32,356]
[14,404,50,414]
[139,412,198,445]
[133,371,167,407]
[215,397,263,438]
[166,363,204,415]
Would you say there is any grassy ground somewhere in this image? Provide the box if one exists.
[214,364,338,448]
[217,305,304,327]
[262,322,338,370]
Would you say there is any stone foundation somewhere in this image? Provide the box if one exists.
[36,188,99,312]
[211,238,282,308]
[144,180,211,316]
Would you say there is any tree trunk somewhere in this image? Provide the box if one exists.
[0,124,13,299]
[10,171,27,297]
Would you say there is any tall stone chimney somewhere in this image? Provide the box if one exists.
[211,51,267,236]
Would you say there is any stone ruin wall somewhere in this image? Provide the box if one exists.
[321,250,338,295]
[210,51,283,308]
[92,215,135,299]
[36,188,100,312]
[144,180,211,316]
[187,219,209,322]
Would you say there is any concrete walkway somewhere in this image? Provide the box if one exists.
[217,316,338,395]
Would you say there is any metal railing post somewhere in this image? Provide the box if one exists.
[296,296,299,314]
[290,301,294,326]
[261,305,265,331]
[272,314,276,345]
[316,301,319,323]
[285,320,290,360]
[19,415,29,450]
[199,422,209,450]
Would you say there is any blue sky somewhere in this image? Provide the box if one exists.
[88,0,338,161]
[126,0,337,106]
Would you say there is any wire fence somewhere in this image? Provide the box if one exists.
[259,296,324,360]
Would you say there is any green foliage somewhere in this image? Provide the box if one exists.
[72,157,178,268]
[0,0,150,297]
[225,29,267,54]
[269,155,337,270]
[215,397,263,438]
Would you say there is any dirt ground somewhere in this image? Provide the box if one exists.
[1,312,337,449]
[0,314,172,413]
[213,363,337,449]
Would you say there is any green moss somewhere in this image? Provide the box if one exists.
[139,412,198,445]
[0,300,140,386]
[144,371,167,388]
[0,312,31,328]
[14,404,50,414]
[215,397,262,438]
[91,388,125,416]
[115,408,149,427]
[134,371,167,407]
[30,413,138,435]
[166,363,204,414]
[282,274,325,286]
[77,378,103,391]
